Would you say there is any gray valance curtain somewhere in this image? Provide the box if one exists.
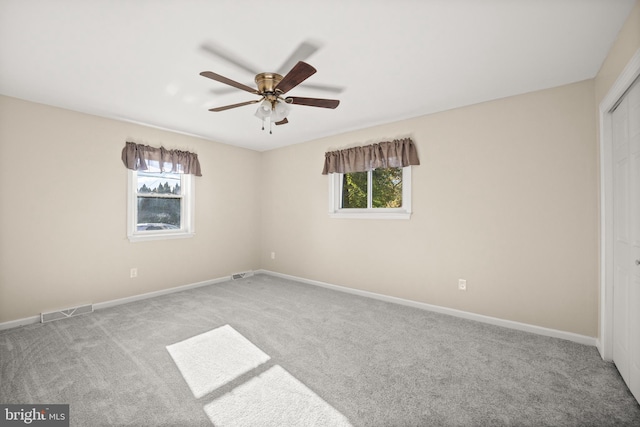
[322,138,419,175]
[121,141,202,176]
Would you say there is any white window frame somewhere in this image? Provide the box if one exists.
[328,166,412,219]
[127,170,195,242]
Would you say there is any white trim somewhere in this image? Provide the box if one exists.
[128,231,195,243]
[127,169,195,242]
[257,269,597,347]
[0,315,41,331]
[0,275,232,331]
[1,270,597,346]
[329,212,411,220]
[93,276,228,310]
[598,48,640,361]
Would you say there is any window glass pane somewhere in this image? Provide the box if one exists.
[372,168,403,208]
[341,171,368,208]
[137,172,181,195]
[137,197,181,230]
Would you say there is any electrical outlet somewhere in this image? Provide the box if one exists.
[271,252,276,260]
[130,268,138,278]
[458,279,467,291]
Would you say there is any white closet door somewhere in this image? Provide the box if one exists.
[612,77,640,403]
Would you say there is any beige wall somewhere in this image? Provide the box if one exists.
[259,1,640,338]
[0,96,262,323]
[0,81,608,337]
[595,0,640,104]
[260,80,598,337]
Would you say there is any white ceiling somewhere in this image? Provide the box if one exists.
[0,0,635,151]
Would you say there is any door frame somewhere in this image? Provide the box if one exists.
[598,48,640,361]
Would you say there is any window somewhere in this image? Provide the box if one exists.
[122,141,200,242]
[329,166,412,219]
[127,161,194,242]
[322,138,418,219]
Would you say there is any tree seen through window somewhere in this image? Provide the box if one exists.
[341,167,403,209]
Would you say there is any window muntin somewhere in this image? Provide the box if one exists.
[329,166,412,219]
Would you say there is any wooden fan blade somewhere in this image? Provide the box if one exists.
[276,40,321,75]
[274,118,289,126]
[274,61,316,94]
[200,42,260,75]
[285,96,340,109]
[200,71,258,95]
[209,99,260,112]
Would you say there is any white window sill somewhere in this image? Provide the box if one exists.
[128,231,195,243]
[329,210,411,220]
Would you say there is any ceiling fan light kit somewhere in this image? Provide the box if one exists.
[254,98,289,133]
[200,60,340,134]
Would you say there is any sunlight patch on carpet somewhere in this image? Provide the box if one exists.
[166,324,270,398]
[204,365,352,427]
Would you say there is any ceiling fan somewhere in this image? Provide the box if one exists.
[200,61,340,132]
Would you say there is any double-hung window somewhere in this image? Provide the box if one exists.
[122,142,200,242]
[128,165,194,241]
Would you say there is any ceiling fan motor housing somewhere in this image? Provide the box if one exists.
[255,73,283,99]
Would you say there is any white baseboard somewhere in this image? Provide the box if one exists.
[256,269,597,347]
[1,270,598,347]
[93,276,230,310]
[0,275,233,331]
[0,315,42,331]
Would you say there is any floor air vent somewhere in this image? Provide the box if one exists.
[231,271,254,280]
[41,304,93,323]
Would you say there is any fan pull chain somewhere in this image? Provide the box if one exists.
[259,118,274,135]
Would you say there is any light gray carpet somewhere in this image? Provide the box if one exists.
[1,274,639,426]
